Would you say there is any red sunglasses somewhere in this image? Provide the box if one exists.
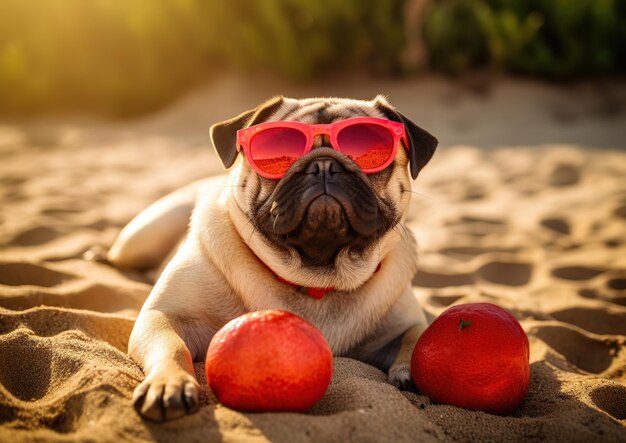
[236,117,408,179]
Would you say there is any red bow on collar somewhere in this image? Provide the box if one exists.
[257,256,381,300]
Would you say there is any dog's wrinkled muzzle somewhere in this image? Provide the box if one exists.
[257,149,388,266]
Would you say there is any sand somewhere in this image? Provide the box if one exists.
[1,75,625,442]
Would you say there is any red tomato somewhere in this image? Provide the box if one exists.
[411,303,530,414]
[206,310,332,412]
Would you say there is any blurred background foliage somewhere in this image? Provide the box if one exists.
[425,0,626,76]
[0,0,624,116]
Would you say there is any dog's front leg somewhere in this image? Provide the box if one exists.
[388,323,428,389]
[127,239,234,421]
[129,309,200,422]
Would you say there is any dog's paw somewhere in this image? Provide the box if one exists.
[132,370,200,422]
[388,363,414,390]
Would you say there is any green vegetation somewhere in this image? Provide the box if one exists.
[425,0,626,76]
[0,0,624,116]
[200,0,405,81]
[0,0,212,116]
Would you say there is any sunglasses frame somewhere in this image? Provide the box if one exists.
[236,117,409,179]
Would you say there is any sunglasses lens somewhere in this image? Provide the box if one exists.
[337,123,394,171]
[250,127,307,177]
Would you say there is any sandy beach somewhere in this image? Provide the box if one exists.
[0,75,625,442]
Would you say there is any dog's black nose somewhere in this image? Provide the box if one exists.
[305,157,345,179]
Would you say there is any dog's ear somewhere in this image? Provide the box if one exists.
[210,96,284,169]
[373,95,438,179]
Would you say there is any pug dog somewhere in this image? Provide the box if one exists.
[107,95,437,422]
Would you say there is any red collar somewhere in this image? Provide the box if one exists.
[256,255,381,300]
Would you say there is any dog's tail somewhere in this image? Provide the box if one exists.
[107,179,208,270]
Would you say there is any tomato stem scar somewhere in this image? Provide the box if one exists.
[459,319,472,331]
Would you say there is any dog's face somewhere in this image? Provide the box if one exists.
[210,96,437,291]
